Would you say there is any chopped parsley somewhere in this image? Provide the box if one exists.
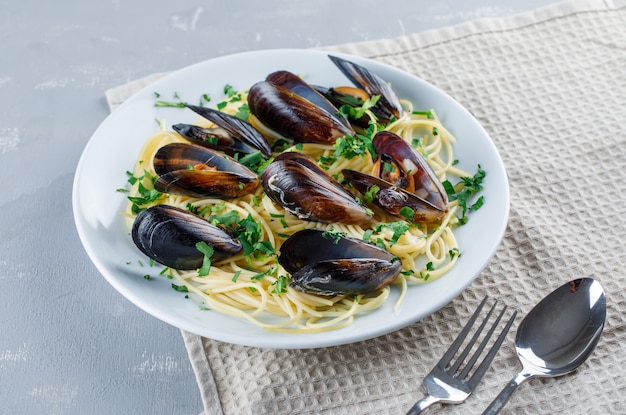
[449,248,460,260]
[125,170,164,214]
[171,283,189,292]
[364,221,411,248]
[238,151,272,174]
[208,211,276,259]
[378,221,410,246]
[319,122,377,168]
[337,94,381,121]
[443,165,486,225]
[363,185,380,204]
[398,206,415,221]
[272,275,290,294]
[321,228,347,244]
[195,241,214,276]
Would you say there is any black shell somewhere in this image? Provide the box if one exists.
[261,152,372,224]
[279,229,401,296]
[313,84,372,128]
[328,55,403,124]
[247,80,354,144]
[372,131,448,209]
[172,123,263,158]
[153,142,259,198]
[180,104,272,157]
[131,205,242,270]
[342,169,446,223]
[265,70,351,129]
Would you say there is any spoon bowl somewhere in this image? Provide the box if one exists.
[482,278,606,414]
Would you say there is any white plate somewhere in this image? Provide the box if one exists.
[72,49,509,349]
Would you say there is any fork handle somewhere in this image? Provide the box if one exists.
[405,395,440,414]
[481,371,533,415]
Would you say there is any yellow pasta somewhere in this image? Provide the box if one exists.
[124,92,469,332]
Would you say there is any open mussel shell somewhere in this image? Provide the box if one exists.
[181,104,272,157]
[172,123,263,158]
[328,54,403,124]
[342,169,446,223]
[313,84,372,128]
[279,229,401,296]
[372,131,448,209]
[131,204,242,270]
[265,70,352,129]
[153,142,259,198]
[261,152,372,224]
[247,80,354,145]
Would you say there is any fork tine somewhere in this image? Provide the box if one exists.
[437,296,489,368]
[449,300,498,374]
[467,308,517,389]
[457,302,506,379]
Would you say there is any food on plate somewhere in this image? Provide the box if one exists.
[121,55,485,332]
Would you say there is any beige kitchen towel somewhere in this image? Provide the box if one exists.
[107,0,626,414]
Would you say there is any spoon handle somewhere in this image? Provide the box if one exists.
[482,371,532,415]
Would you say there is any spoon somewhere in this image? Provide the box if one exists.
[482,278,606,414]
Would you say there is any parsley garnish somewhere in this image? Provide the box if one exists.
[195,241,214,276]
[398,206,415,221]
[412,109,435,119]
[363,185,380,204]
[449,248,460,260]
[319,123,377,168]
[171,284,189,292]
[337,95,381,121]
[126,170,164,214]
[322,228,347,244]
[271,275,290,294]
[442,165,486,225]
[378,221,410,246]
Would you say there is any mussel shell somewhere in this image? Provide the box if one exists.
[153,143,259,198]
[184,104,272,157]
[328,55,403,124]
[131,204,242,270]
[279,229,401,296]
[265,71,351,129]
[172,123,262,158]
[279,229,396,274]
[373,131,448,209]
[261,152,372,224]
[313,85,372,128]
[247,81,354,144]
[290,259,401,296]
[342,169,447,223]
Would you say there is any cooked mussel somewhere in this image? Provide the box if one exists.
[372,131,448,209]
[327,55,403,125]
[247,77,354,145]
[131,204,242,270]
[261,152,372,224]
[342,131,448,223]
[313,84,372,128]
[173,104,272,158]
[265,70,351,129]
[279,229,401,296]
[153,142,259,198]
[342,169,445,223]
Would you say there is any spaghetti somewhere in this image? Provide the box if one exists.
[123,89,472,333]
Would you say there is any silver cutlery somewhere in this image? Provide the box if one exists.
[482,278,606,414]
[406,297,516,414]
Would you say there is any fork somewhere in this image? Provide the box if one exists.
[406,297,517,414]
